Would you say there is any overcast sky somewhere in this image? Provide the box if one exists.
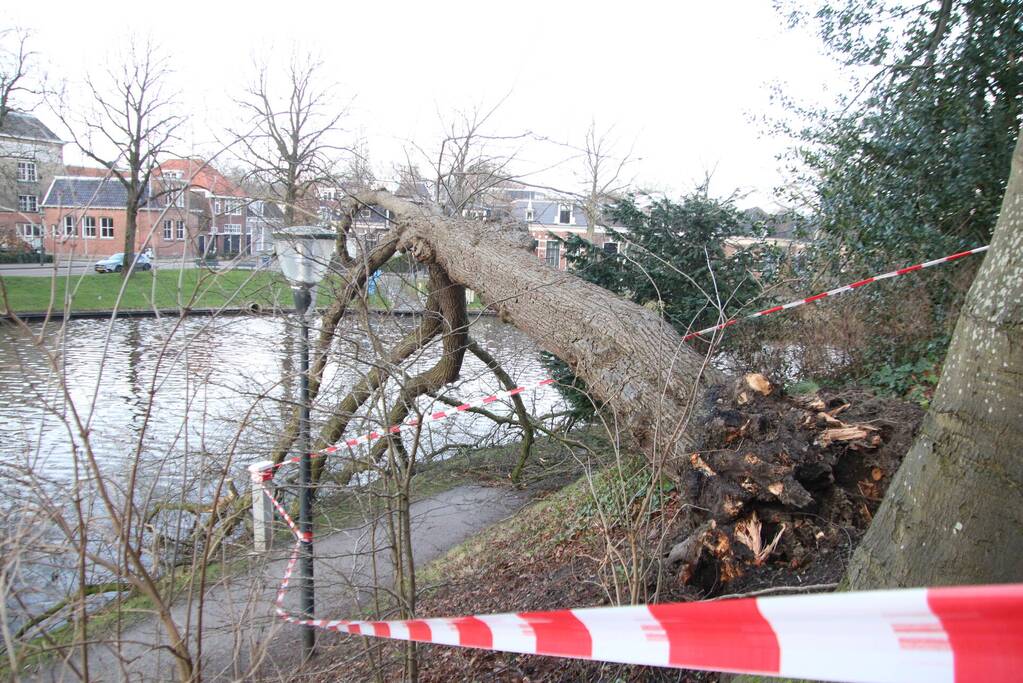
[8,0,848,208]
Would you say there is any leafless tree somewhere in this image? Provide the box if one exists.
[402,101,531,217]
[232,53,348,226]
[57,39,182,276]
[577,120,635,241]
[0,27,39,127]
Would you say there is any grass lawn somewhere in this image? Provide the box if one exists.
[0,269,402,315]
[0,268,294,314]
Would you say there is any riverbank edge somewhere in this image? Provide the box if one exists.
[3,305,497,323]
[6,435,557,675]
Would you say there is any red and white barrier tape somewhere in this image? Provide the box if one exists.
[252,244,1012,680]
[266,377,558,475]
[680,244,990,342]
[261,244,989,477]
[254,477,1020,682]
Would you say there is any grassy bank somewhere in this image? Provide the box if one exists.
[0,269,401,316]
[0,268,291,314]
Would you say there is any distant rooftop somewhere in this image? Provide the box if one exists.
[0,111,64,143]
[43,176,138,209]
[158,158,246,198]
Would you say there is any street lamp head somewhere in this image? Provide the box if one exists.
[272,226,337,287]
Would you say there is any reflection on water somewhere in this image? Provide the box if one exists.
[0,312,560,485]
[0,311,562,624]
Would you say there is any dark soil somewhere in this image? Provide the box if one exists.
[310,383,923,682]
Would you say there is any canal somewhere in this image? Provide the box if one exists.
[0,311,563,624]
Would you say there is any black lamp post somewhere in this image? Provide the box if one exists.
[272,225,336,660]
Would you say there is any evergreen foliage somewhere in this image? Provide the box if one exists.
[542,189,780,418]
[780,0,1022,265]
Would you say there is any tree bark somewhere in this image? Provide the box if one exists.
[123,194,139,277]
[346,190,736,506]
[845,132,1023,587]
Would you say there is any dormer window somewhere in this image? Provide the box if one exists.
[557,204,573,225]
[525,207,535,222]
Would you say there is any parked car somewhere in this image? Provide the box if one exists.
[94,253,151,273]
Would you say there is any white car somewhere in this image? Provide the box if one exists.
[94,252,152,273]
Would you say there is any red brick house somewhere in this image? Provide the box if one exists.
[41,173,204,259]
[156,159,282,258]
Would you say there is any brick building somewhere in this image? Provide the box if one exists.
[157,158,282,258]
[40,174,203,259]
[0,112,66,251]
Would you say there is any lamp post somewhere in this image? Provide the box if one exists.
[272,225,336,660]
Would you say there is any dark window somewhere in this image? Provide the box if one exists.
[18,195,38,213]
[83,217,97,238]
[163,220,173,240]
[175,220,185,240]
[17,161,37,182]
[100,217,114,238]
[602,242,618,255]
[557,205,572,224]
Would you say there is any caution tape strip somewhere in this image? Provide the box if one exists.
[251,244,1012,680]
[260,244,989,478]
[679,244,990,342]
[254,474,1020,683]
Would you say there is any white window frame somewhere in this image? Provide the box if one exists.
[100,217,114,239]
[214,199,222,215]
[18,223,42,237]
[165,187,185,208]
[544,240,561,268]
[223,223,242,235]
[525,208,535,222]
[163,219,173,240]
[64,215,77,237]
[18,195,38,213]
[17,161,38,183]
[83,216,97,239]
[175,219,185,240]
[225,199,242,216]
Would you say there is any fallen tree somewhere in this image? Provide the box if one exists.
[322,190,810,523]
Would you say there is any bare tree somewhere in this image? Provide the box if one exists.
[0,27,38,127]
[233,53,347,226]
[58,39,182,276]
[404,101,529,217]
[578,120,635,241]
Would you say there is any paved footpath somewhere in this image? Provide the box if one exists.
[31,485,529,682]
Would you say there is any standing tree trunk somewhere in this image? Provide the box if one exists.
[123,194,139,276]
[845,132,1023,587]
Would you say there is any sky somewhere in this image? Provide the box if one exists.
[7,0,848,209]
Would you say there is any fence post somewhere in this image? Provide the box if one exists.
[249,461,275,553]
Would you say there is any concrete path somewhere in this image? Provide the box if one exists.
[32,485,528,682]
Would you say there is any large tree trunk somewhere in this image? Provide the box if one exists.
[355,189,717,445]
[844,132,1023,588]
[345,191,815,520]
